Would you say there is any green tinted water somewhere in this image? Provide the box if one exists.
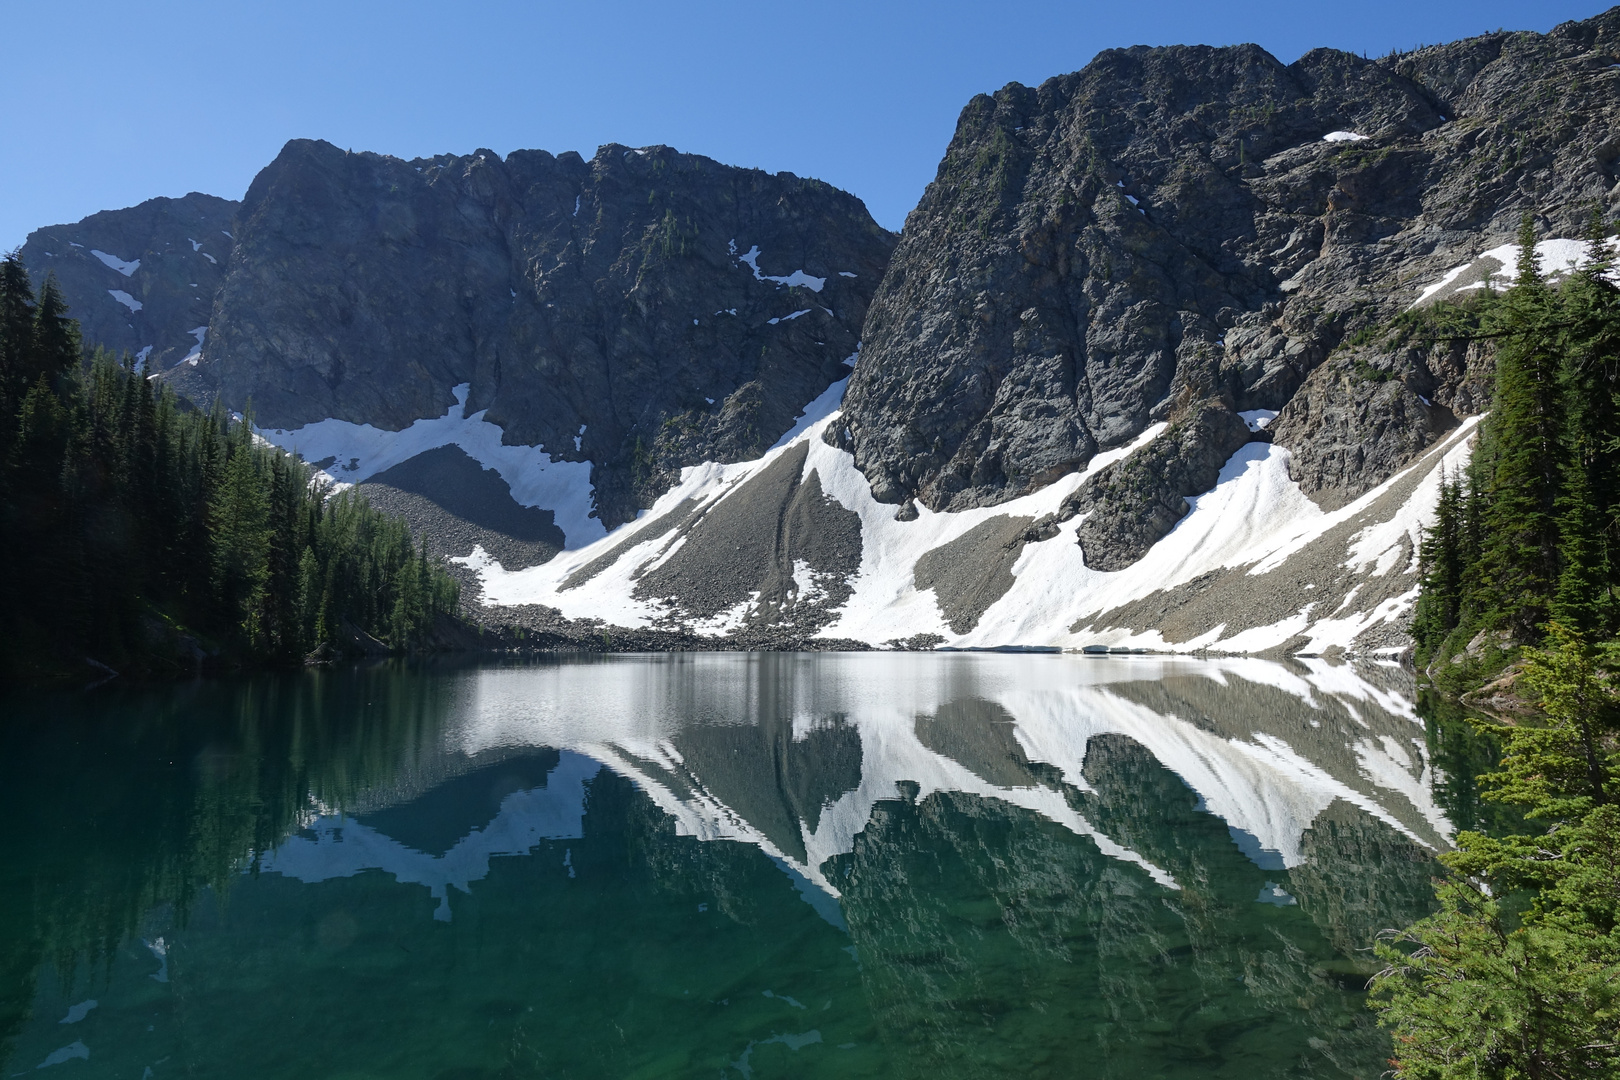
[1,653,1445,1079]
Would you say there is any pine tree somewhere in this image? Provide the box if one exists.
[1370,626,1620,1079]
[0,252,36,422]
[210,441,272,637]
[0,270,458,679]
[1475,216,1567,639]
[1413,469,1466,656]
[30,275,82,395]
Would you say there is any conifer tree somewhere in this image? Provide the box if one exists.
[0,259,458,679]
[30,276,81,395]
[0,252,36,423]
[1476,216,1567,638]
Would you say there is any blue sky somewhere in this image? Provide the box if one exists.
[2,0,1604,248]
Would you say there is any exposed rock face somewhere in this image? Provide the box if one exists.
[835,9,1620,518]
[1269,344,1466,509]
[19,193,238,371]
[176,139,893,527]
[1066,400,1255,570]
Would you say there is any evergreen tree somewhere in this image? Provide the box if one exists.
[1371,626,1620,1080]
[0,251,36,426]
[1475,217,1567,638]
[30,276,81,395]
[1413,470,1466,657]
[0,268,461,680]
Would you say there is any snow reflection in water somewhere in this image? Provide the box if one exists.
[2,653,1448,1080]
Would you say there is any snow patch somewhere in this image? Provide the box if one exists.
[1322,131,1369,142]
[91,249,139,276]
[1413,237,1618,306]
[257,383,605,548]
[737,245,826,292]
[1239,409,1277,432]
[768,309,812,325]
[108,289,142,312]
[770,376,849,451]
[179,325,208,366]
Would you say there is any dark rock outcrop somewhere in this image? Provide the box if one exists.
[1269,344,1463,509]
[20,193,238,371]
[1064,399,1254,571]
[177,139,893,527]
[835,9,1620,517]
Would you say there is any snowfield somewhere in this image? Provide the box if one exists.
[257,383,605,548]
[1413,236,1620,307]
[255,346,1474,656]
[452,370,1474,655]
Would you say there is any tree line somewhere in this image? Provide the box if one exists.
[1373,221,1620,1077]
[1412,216,1620,663]
[0,253,458,682]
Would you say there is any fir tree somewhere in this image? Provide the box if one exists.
[1476,216,1567,638]
[30,276,81,395]
[1371,626,1620,1079]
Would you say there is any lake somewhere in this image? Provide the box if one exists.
[0,653,1449,1079]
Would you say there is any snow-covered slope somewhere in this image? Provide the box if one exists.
[443,372,1472,655]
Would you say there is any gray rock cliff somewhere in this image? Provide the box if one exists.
[181,139,894,527]
[834,8,1620,559]
[20,193,238,372]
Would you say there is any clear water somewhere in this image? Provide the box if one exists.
[0,653,1446,1079]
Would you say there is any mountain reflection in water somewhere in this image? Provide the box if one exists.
[0,653,1444,1079]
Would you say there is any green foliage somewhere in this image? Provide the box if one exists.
[1413,217,1620,660]
[0,254,458,680]
[1351,355,1396,383]
[1388,219,1620,1076]
[1372,628,1620,1078]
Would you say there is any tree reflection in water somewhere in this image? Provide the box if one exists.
[1,654,1445,1079]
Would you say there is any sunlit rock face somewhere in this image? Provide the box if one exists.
[24,138,895,534]
[19,192,237,373]
[199,139,893,528]
[838,10,1620,521]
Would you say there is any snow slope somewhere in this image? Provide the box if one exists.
[1413,236,1619,306]
[258,383,605,548]
[456,371,1474,654]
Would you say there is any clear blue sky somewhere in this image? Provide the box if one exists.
[3,0,1606,248]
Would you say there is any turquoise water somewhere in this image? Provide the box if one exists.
[0,653,1444,1078]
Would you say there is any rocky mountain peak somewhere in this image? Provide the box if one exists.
[835,8,1620,532]
[158,137,894,527]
